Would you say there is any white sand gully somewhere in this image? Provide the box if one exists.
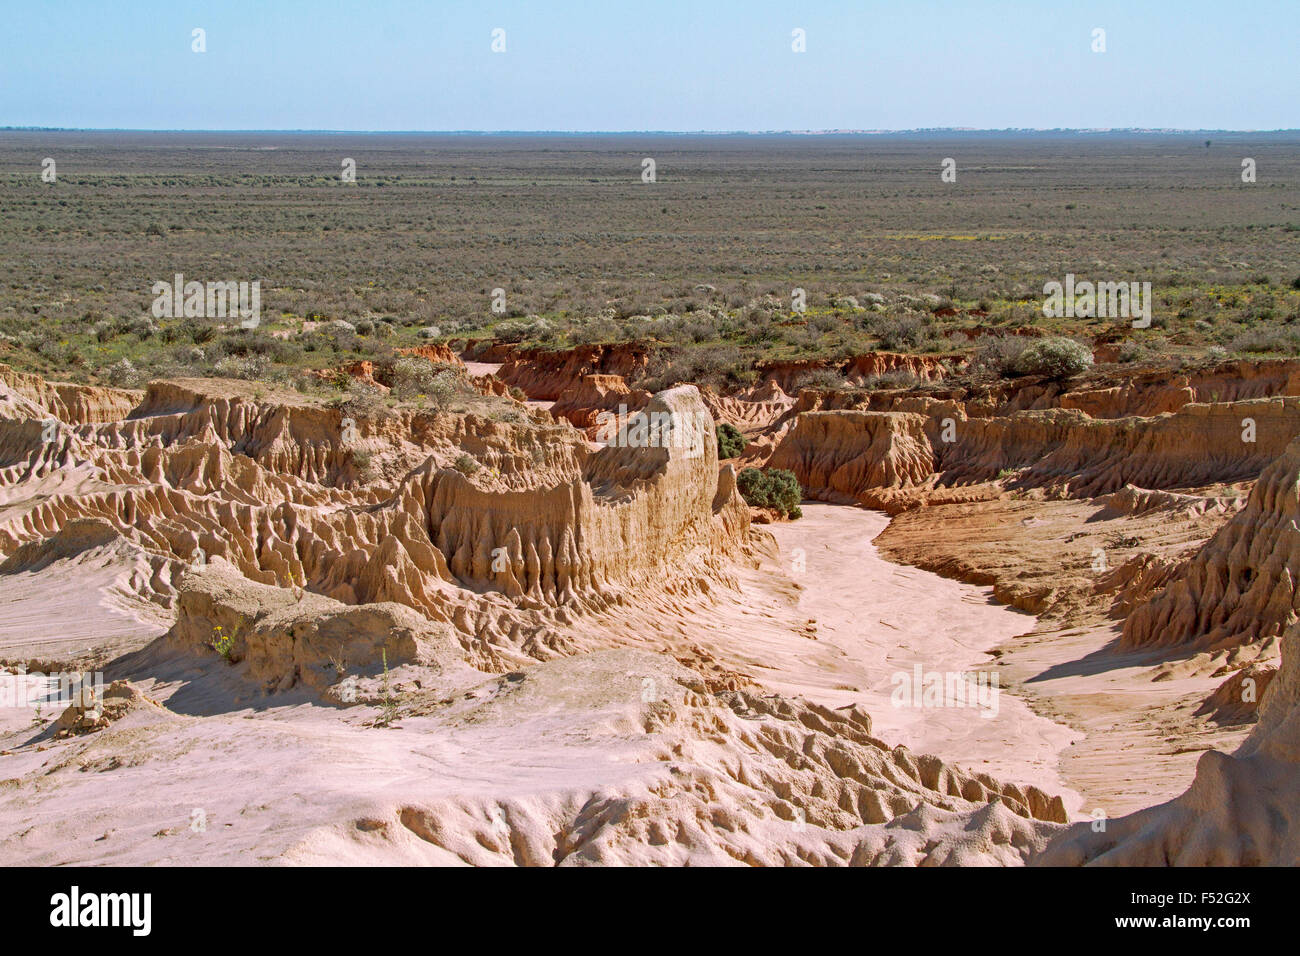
[760,502,1082,813]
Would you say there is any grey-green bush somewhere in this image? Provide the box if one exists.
[737,467,802,518]
[1012,336,1094,380]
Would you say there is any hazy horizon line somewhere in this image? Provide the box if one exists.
[4,126,1298,136]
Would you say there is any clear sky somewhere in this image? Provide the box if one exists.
[2,0,1295,131]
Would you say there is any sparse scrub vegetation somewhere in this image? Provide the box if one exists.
[384,356,465,406]
[1228,325,1300,356]
[791,368,851,391]
[737,467,803,519]
[334,382,388,421]
[1012,337,1094,380]
[715,423,747,459]
[0,133,1296,390]
[866,313,938,352]
[971,335,1031,377]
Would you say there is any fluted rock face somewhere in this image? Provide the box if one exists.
[1122,436,1300,652]
[746,394,1299,508]
[843,351,958,384]
[495,344,650,401]
[700,382,795,435]
[0,364,141,424]
[753,358,832,393]
[549,374,650,430]
[1035,618,1300,866]
[394,343,465,367]
[0,371,751,665]
[987,357,1300,419]
[767,411,935,502]
[937,399,1298,495]
[755,352,957,394]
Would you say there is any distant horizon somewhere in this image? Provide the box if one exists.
[5,127,1299,136]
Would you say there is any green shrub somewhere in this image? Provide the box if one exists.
[1012,336,1094,380]
[105,358,143,388]
[715,423,747,459]
[737,467,802,518]
[212,354,269,380]
[350,448,376,482]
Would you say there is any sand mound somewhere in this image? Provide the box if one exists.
[1195,661,1279,724]
[283,652,1065,867]
[163,559,461,693]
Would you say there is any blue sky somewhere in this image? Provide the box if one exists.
[2,0,1295,130]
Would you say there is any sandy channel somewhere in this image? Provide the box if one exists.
[761,502,1082,814]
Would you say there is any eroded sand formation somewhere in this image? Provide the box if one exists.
[2,343,1297,865]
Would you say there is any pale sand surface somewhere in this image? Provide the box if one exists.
[0,544,170,664]
[0,500,1237,861]
[992,623,1250,818]
[0,651,703,865]
[759,503,1248,821]
[0,503,1076,865]
[759,503,1081,811]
